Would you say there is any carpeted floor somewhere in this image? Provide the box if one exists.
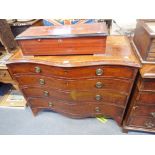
[0,107,153,135]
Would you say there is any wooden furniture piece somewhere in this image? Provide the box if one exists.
[9,19,42,37]
[133,19,155,62]
[0,19,17,53]
[123,64,155,133]
[16,23,108,56]
[7,36,140,126]
[0,54,18,89]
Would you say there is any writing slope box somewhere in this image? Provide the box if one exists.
[133,20,155,62]
[16,23,108,56]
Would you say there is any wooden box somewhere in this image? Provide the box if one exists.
[16,23,108,56]
[133,20,155,62]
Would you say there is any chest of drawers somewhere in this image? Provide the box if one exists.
[7,36,140,126]
[133,20,155,62]
[123,65,155,133]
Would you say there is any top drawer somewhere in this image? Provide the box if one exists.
[8,63,136,79]
[138,76,155,91]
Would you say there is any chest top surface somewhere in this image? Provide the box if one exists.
[8,36,141,68]
[140,64,155,78]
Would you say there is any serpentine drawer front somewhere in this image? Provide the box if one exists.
[7,36,141,126]
[123,64,155,133]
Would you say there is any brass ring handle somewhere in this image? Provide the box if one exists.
[150,112,155,118]
[96,81,103,88]
[39,79,45,85]
[145,121,154,128]
[95,94,102,101]
[95,107,100,112]
[48,102,54,107]
[35,66,41,73]
[96,68,103,76]
[43,91,49,97]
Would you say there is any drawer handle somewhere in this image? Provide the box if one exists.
[43,91,49,97]
[145,121,154,128]
[96,81,103,88]
[95,94,102,101]
[150,112,155,118]
[35,66,41,73]
[39,79,45,85]
[95,107,100,112]
[48,102,54,107]
[96,68,103,76]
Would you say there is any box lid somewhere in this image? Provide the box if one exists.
[16,23,108,40]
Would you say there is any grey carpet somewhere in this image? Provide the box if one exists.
[0,107,153,135]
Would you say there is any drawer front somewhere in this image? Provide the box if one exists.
[28,98,124,120]
[0,70,12,81]
[8,63,136,79]
[23,87,127,106]
[138,77,155,91]
[127,116,155,129]
[130,105,155,117]
[137,91,155,105]
[15,75,132,94]
[18,37,106,55]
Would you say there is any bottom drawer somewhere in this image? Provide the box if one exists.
[28,98,124,124]
[127,116,155,129]
[130,105,155,117]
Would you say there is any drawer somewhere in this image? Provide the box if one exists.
[138,77,155,91]
[8,63,136,79]
[130,105,155,117]
[0,69,12,81]
[136,91,155,105]
[28,98,124,121]
[127,116,155,129]
[15,75,132,94]
[23,87,127,106]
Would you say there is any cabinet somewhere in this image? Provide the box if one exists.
[123,65,155,133]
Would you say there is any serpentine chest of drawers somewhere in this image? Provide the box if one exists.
[123,64,155,133]
[7,36,140,126]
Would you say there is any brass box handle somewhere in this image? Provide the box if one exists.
[96,68,103,76]
[35,66,41,73]
[96,81,103,88]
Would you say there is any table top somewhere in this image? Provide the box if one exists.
[8,36,141,68]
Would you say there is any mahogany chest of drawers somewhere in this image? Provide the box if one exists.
[133,20,155,62]
[16,23,108,56]
[7,36,140,126]
[123,64,155,133]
